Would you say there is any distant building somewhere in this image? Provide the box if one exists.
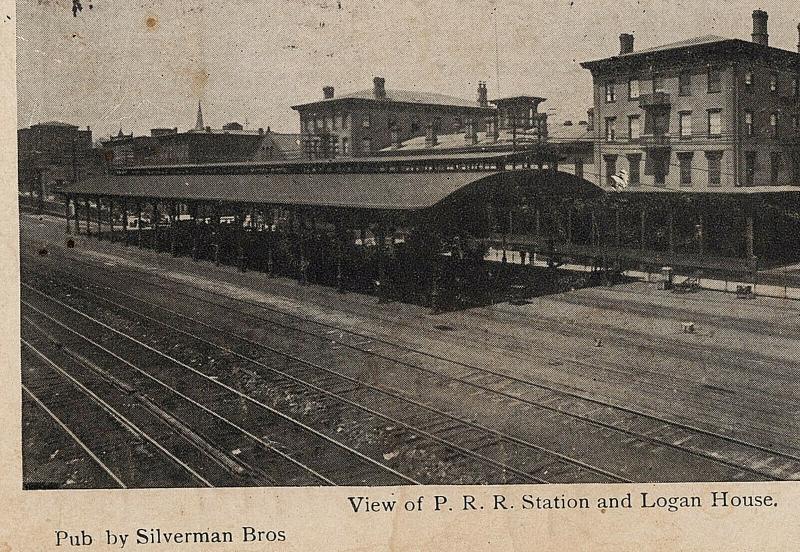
[291,77,496,159]
[580,10,800,189]
[17,121,100,195]
[101,104,302,168]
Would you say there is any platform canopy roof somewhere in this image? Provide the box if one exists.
[62,171,505,211]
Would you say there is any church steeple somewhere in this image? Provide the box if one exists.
[194,101,204,131]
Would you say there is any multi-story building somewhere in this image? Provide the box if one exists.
[17,121,99,195]
[102,105,302,168]
[291,77,496,158]
[580,10,800,190]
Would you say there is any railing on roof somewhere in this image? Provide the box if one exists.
[114,146,563,177]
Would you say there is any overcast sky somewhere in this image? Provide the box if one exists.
[15,0,800,139]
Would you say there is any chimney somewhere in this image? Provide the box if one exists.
[752,10,768,46]
[205,126,211,133]
[797,23,800,52]
[619,33,634,54]
[323,86,335,99]
[373,77,386,99]
[258,127,264,135]
[465,118,478,144]
[425,122,438,147]
[477,82,488,107]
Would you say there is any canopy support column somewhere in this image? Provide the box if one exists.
[136,202,143,249]
[152,201,160,252]
[375,223,386,302]
[64,197,72,235]
[96,197,103,240]
[170,201,178,257]
[85,197,91,236]
[108,198,115,242]
[213,204,221,267]
[122,200,129,246]
[335,215,346,294]
[236,206,246,272]
[191,202,200,261]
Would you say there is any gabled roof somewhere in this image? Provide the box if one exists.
[292,88,489,110]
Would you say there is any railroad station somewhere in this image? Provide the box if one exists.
[16,7,800,491]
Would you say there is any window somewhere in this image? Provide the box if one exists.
[707,67,721,93]
[628,115,640,140]
[362,114,370,128]
[707,110,722,137]
[628,78,639,100]
[334,112,342,130]
[605,117,616,141]
[410,121,420,133]
[679,112,692,138]
[678,152,693,187]
[627,154,641,186]
[652,75,666,93]
[604,155,617,182]
[343,112,350,129]
[361,137,371,153]
[792,77,798,98]
[771,152,782,184]
[745,69,753,86]
[770,74,778,93]
[605,81,616,102]
[745,152,756,186]
[679,72,691,96]
[706,151,722,186]
[793,114,800,131]
[770,113,778,138]
[745,111,754,137]
[575,158,584,179]
[341,137,349,155]
[653,154,667,187]
[323,115,330,131]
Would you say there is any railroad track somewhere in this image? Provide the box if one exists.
[21,292,424,487]
[55,248,800,414]
[21,272,626,485]
[22,384,126,489]
[21,326,283,488]
[22,255,799,481]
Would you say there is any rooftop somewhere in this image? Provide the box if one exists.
[292,88,488,110]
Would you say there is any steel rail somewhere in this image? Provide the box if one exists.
[22,383,127,489]
[21,288,418,486]
[39,254,800,479]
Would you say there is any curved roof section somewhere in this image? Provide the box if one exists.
[62,171,503,211]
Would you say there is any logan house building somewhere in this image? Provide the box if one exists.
[580,10,800,190]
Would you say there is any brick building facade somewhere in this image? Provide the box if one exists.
[291,77,496,159]
[17,121,99,195]
[581,11,800,190]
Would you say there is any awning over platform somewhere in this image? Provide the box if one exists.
[62,171,502,211]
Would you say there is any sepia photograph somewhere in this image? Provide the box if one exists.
[14,0,800,497]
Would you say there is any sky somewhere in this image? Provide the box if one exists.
[14,0,800,139]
